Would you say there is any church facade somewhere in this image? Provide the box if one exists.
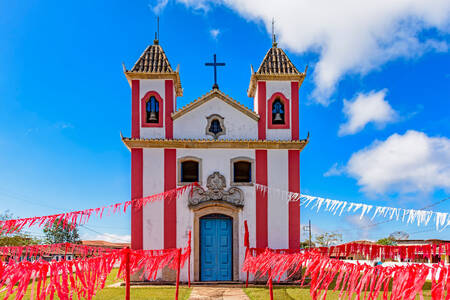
[122,38,308,282]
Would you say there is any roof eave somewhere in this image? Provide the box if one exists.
[121,137,309,151]
[124,71,183,97]
[172,89,260,121]
[247,72,307,98]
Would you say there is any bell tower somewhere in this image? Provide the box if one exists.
[124,39,182,251]
[247,40,306,141]
[248,40,307,250]
[124,38,182,140]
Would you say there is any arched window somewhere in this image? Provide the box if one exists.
[231,157,254,185]
[272,99,285,125]
[146,96,159,123]
[205,114,226,139]
[209,119,222,136]
[180,160,200,183]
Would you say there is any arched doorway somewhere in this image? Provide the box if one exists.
[199,214,232,281]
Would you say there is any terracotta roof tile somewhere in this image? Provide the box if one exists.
[130,43,174,73]
[256,46,301,75]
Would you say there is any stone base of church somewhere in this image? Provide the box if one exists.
[129,267,177,282]
[162,266,177,281]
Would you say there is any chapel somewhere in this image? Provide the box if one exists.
[122,36,309,282]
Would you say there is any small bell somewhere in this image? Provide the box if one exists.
[273,112,282,122]
[148,111,158,122]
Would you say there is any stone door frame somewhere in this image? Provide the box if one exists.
[192,201,240,281]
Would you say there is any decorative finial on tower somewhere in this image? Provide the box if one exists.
[154,16,160,45]
[272,18,277,47]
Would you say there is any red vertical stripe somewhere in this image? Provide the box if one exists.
[131,148,143,250]
[257,81,266,140]
[131,80,140,139]
[255,150,268,248]
[288,150,300,249]
[165,80,174,139]
[131,79,142,250]
[291,81,299,140]
[164,148,177,248]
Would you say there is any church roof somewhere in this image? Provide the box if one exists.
[124,41,183,96]
[130,43,173,73]
[121,136,309,151]
[247,45,307,97]
[172,89,260,121]
[256,46,301,75]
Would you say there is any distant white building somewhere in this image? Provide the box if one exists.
[122,37,308,282]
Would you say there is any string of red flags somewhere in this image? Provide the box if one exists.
[0,183,196,234]
[255,184,450,231]
[0,242,121,260]
[0,242,191,300]
[243,248,450,300]
[315,242,450,262]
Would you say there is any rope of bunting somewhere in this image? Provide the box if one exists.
[0,183,196,234]
[243,248,450,300]
[0,243,120,259]
[255,184,450,230]
[315,242,450,261]
[0,244,191,300]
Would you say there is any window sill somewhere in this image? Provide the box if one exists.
[230,182,254,187]
[177,181,202,187]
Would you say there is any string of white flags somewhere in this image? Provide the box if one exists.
[255,184,450,231]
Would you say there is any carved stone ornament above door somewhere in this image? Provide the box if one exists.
[189,172,244,208]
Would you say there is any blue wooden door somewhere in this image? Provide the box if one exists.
[200,215,232,281]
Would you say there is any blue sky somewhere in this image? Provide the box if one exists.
[1,0,449,243]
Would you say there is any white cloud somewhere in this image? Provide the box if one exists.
[150,0,169,14]
[338,89,397,136]
[176,0,450,104]
[324,162,345,177]
[210,29,220,40]
[91,233,131,243]
[344,130,450,194]
[346,215,376,240]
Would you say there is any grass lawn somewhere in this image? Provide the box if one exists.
[0,268,192,300]
[244,287,433,300]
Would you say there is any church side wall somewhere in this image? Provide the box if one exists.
[173,98,258,140]
[139,79,166,139]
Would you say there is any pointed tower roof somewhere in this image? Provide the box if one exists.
[130,42,174,73]
[124,41,183,96]
[248,44,307,97]
[256,46,301,75]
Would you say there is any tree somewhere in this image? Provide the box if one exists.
[0,210,41,246]
[300,240,316,248]
[315,232,343,247]
[43,218,80,244]
[376,237,397,246]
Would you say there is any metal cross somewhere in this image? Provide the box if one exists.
[205,54,225,90]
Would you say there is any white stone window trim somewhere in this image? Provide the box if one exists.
[177,156,203,186]
[230,156,254,186]
[205,114,226,139]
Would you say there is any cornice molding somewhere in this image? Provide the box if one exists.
[121,137,309,151]
[124,71,183,97]
[247,68,307,98]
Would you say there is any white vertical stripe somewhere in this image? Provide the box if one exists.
[267,150,289,249]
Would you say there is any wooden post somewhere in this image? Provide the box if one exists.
[125,247,130,300]
[175,248,182,300]
[188,231,191,288]
[268,268,273,300]
[244,220,250,288]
